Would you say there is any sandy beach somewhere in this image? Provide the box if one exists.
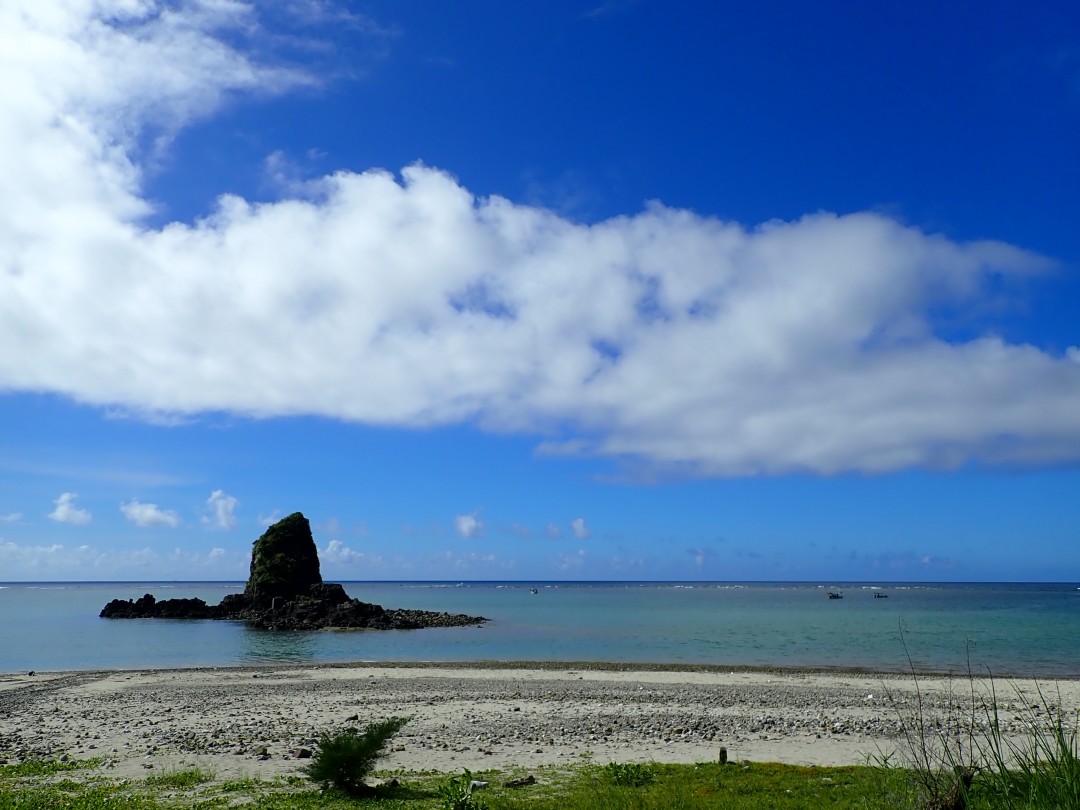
[2,663,1078,784]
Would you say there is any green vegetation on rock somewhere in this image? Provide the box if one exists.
[243,512,322,605]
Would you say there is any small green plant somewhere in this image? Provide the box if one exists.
[600,760,655,787]
[304,716,410,795]
[145,766,215,789]
[438,768,487,809]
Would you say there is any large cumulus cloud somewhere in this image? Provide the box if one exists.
[3,0,1079,476]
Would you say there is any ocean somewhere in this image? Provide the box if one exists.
[1,581,1077,677]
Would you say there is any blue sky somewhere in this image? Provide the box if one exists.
[2,0,1079,583]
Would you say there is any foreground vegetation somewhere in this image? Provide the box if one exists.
[2,749,1077,810]
[0,759,918,809]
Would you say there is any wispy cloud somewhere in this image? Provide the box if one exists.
[0,512,22,523]
[120,499,181,528]
[688,546,716,567]
[0,539,242,579]
[48,493,91,526]
[202,490,239,530]
[432,549,507,572]
[257,510,283,527]
[570,517,590,539]
[554,549,587,571]
[583,0,643,19]
[0,459,190,488]
[319,539,379,566]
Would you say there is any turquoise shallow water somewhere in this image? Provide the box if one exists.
[1,581,1077,677]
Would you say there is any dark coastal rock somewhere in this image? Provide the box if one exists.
[99,512,486,631]
[244,512,322,607]
[100,594,216,619]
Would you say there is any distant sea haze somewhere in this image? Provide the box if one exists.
[1,581,1077,677]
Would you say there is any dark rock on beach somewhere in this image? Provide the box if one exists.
[100,512,486,631]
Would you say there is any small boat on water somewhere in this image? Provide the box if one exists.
[874,592,888,598]
[530,587,538,595]
[827,591,843,599]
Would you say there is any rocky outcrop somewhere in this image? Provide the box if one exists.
[99,594,216,619]
[99,513,486,631]
[243,512,322,607]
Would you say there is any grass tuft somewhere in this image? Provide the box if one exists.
[599,761,655,787]
[304,716,411,795]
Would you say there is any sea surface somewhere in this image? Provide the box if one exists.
[1,581,1078,677]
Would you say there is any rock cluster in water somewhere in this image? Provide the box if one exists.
[100,512,486,631]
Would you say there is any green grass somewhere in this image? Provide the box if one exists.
[598,761,655,787]
[2,745,1078,809]
[145,767,215,790]
[0,760,884,809]
[0,781,160,809]
[493,762,888,809]
[0,758,101,778]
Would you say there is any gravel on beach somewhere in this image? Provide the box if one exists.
[2,664,1077,783]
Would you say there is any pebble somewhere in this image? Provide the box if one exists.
[0,667,1069,774]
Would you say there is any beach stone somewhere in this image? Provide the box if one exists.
[505,774,536,787]
[292,747,311,758]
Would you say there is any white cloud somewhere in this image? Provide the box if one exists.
[454,512,484,539]
[202,489,238,530]
[0,512,21,523]
[2,2,1079,478]
[545,523,562,539]
[48,493,91,525]
[570,517,590,539]
[120,499,181,528]
[320,539,378,566]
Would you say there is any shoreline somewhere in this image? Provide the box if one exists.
[5,656,1078,680]
[3,663,1078,784]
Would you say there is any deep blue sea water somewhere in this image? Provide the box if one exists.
[1,581,1078,677]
